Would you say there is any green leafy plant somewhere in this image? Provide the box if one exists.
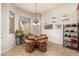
[15,29,26,44]
[15,30,26,37]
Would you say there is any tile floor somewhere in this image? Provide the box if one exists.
[1,42,79,56]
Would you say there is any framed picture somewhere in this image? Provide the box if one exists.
[61,14,69,21]
[51,16,58,22]
[44,24,53,29]
[55,24,62,29]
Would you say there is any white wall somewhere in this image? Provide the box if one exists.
[1,4,34,53]
[1,4,9,52]
[41,4,77,45]
[0,3,1,55]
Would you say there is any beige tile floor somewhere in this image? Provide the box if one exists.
[1,42,79,56]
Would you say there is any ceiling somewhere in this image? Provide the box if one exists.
[14,3,65,14]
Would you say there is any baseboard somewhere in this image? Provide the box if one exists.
[48,40,63,45]
[1,40,62,53]
[1,44,16,53]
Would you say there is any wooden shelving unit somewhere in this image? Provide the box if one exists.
[63,24,79,50]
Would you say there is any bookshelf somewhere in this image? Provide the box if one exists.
[63,24,79,50]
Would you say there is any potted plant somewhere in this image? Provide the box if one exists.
[15,29,26,44]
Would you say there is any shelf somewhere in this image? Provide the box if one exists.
[64,24,77,27]
[70,32,77,33]
[64,26,77,28]
[63,24,79,50]
[71,38,78,40]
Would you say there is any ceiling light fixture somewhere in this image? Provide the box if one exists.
[33,3,40,25]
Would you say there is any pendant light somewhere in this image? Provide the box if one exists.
[33,3,40,25]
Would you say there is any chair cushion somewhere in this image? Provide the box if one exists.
[38,34,48,39]
[37,39,48,42]
[25,39,33,43]
[27,35,35,39]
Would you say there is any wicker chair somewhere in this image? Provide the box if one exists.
[24,35,36,53]
[24,34,48,53]
[37,34,48,52]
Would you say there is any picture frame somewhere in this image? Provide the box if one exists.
[61,14,69,21]
[55,24,62,29]
[44,24,53,29]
